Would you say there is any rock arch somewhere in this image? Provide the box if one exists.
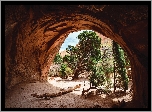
[5,5,148,108]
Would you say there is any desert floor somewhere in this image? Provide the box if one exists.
[5,77,133,108]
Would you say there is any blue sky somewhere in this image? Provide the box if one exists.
[59,30,92,52]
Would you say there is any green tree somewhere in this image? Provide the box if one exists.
[112,41,129,91]
[63,45,78,70]
[54,53,63,64]
[72,31,102,80]
[65,67,73,76]
[96,46,114,88]
[59,63,68,79]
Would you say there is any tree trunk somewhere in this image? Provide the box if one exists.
[72,68,80,80]
[113,61,116,93]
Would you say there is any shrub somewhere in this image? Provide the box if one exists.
[59,63,68,79]
[65,67,73,76]
[48,64,61,77]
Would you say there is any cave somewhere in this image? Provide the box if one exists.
[4,5,149,108]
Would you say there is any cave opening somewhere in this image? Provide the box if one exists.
[46,29,133,108]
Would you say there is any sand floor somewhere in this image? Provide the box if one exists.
[5,77,133,108]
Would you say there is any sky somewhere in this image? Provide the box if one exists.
[59,30,93,52]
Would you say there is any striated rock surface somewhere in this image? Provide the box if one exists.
[5,5,148,107]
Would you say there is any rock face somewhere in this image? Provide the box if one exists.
[5,5,148,107]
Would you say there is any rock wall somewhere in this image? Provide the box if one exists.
[5,5,148,107]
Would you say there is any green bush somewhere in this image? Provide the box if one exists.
[59,63,68,79]
[65,67,73,76]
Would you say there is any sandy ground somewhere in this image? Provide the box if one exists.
[5,77,133,108]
